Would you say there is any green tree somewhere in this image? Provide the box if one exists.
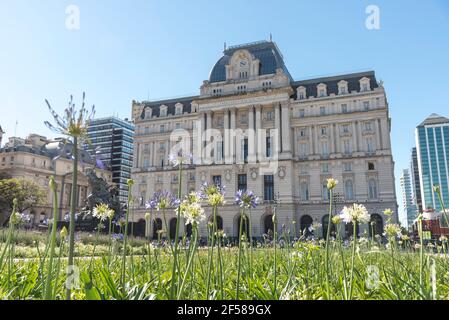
[0,178,46,225]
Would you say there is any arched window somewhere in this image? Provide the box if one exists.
[264,214,274,235]
[300,215,313,237]
[185,223,193,238]
[208,215,223,231]
[345,222,360,239]
[369,214,384,237]
[134,219,146,238]
[300,181,309,201]
[368,179,378,199]
[144,107,152,119]
[152,218,163,239]
[345,180,354,200]
[322,214,336,238]
[169,218,178,240]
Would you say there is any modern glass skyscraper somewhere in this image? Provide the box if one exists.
[400,169,416,228]
[410,147,423,212]
[87,117,134,203]
[415,114,449,212]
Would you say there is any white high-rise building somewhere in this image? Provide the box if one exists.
[400,169,417,229]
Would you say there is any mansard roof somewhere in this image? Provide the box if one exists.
[419,113,449,127]
[0,137,94,164]
[139,95,199,120]
[209,40,293,83]
[291,71,379,99]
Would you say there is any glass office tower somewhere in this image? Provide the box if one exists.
[415,114,449,212]
[87,117,134,203]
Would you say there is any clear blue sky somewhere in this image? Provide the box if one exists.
[1,0,449,222]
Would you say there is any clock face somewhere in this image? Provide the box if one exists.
[239,59,248,67]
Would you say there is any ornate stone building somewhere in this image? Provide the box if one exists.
[131,40,398,239]
[0,133,112,226]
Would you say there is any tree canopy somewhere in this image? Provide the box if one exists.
[0,178,47,225]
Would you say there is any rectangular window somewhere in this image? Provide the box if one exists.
[243,138,248,163]
[266,111,274,121]
[322,163,329,173]
[299,109,305,118]
[344,140,351,155]
[264,175,274,201]
[216,141,223,162]
[299,143,308,158]
[212,175,222,187]
[160,125,165,133]
[344,162,352,172]
[363,101,370,111]
[321,141,329,157]
[237,174,247,192]
[341,104,348,113]
[266,136,272,157]
[320,106,326,116]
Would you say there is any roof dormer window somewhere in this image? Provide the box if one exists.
[160,105,168,117]
[297,86,306,100]
[359,77,371,92]
[338,80,348,95]
[317,83,327,97]
[175,103,183,116]
[144,107,152,119]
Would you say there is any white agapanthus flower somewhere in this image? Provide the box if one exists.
[182,202,205,226]
[339,204,370,224]
[92,203,115,221]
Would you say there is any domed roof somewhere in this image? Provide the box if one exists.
[208,40,292,83]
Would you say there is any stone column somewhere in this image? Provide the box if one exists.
[255,105,262,162]
[224,109,230,164]
[275,104,281,153]
[248,106,255,163]
[352,122,358,152]
[382,118,391,149]
[281,103,291,155]
[309,126,315,155]
[330,124,335,154]
[206,111,213,164]
[230,108,236,163]
[376,119,383,150]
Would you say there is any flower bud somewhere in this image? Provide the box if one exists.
[326,178,338,190]
[60,226,68,239]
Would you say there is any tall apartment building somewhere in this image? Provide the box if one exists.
[415,114,449,212]
[86,117,134,203]
[0,134,112,225]
[131,40,398,239]
[400,169,417,228]
[410,147,423,212]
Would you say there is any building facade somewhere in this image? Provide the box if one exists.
[131,40,398,239]
[0,134,112,226]
[86,117,134,203]
[415,114,449,212]
[400,169,416,229]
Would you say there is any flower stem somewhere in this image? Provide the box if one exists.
[66,135,78,300]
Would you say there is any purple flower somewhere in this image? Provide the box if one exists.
[147,190,180,211]
[112,233,124,241]
[235,190,259,209]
